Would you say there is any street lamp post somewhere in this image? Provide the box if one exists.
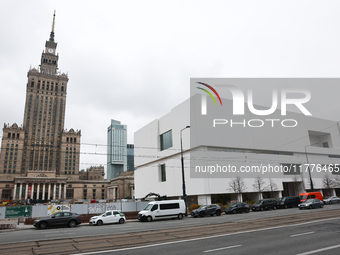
[180,126,190,212]
[304,143,318,192]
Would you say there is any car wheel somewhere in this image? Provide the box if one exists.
[146,216,152,222]
[284,205,288,209]
[193,216,197,218]
[245,208,250,213]
[299,208,302,210]
[199,212,205,217]
[39,221,47,229]
[273,206,277,210]
[97,220,103,226]
[232,210,237,214]
[309,205,313,209]
[69,220,76,228]
[260,207,264,211]
[216,211,221,216]
[119,218,125,224]
[178,213,183,219]
[320,204,324,208]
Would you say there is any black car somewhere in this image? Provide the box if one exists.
[251,198,277,211]
[277,196,300,209]
[298,199,324,209]
[191,204,222,217]
[34,212,82,229]
[225,202,250,214]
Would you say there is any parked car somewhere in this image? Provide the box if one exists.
[138,200,186,222]
[277,196,300,209]
[191,204,222,217]
[323,196,340,204]
[34,212,81,229]
[299,192,323,203]
[251,198,277,211]
[298,199,324,209]
[89,210,126,225]
[225,202,250,214]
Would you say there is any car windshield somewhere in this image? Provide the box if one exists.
[278,197,286,201]
[254,200,263,204]
[144,204,154,210]
[300,195,307,200]
[230,201,238,206]
[305,199,314,203]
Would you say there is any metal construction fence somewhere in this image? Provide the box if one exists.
[1,201,149,219]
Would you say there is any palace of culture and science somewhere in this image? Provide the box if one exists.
[0,13,134,202]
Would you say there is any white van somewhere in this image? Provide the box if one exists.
[138,200,185,222]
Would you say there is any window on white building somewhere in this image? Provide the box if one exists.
[160,130,172,151]
[160,164,166,182]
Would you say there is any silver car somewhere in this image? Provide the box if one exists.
[323,196,340,204]
[298,199,324,209]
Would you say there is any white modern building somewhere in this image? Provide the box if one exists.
[134,95,340,206]
[107,119,127,180]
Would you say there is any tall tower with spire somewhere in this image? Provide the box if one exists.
[0,12,81,184]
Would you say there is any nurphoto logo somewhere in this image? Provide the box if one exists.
[196,82,312,128]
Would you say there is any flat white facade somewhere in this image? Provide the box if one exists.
[134,96,340,205]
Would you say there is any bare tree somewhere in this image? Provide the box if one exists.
[253,176,266,199]
[292,176,304,195]
[266,178,278,192]
[334,175,340,187]
[228,176,247,202]
[322,174,336,188]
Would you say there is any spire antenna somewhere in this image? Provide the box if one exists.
[49,10,56,42]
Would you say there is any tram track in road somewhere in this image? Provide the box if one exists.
[2,208,340,255]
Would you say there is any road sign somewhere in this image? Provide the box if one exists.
[5,206,32,218]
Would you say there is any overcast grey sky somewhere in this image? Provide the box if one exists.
[1,0,340,172]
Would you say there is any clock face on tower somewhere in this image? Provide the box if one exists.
[48,48,54,53]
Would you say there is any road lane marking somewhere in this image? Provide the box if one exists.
[45,233,75,236]
[204,245,242,253]
[113,226,144,229]
[290,231,315,237]
[69,217,340,255]
[296,244,340,255]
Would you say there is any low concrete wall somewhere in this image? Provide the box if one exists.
[71,204,88,215]
[32,205,49,218]
[5,201,150,220]
[0,220,17,229]
[0,207,6,220]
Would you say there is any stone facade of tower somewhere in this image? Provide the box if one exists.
[0,13,117,202]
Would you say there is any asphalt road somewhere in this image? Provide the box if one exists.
[88,218,340,255]
[1,203,340,245]
[1,205,339,254]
